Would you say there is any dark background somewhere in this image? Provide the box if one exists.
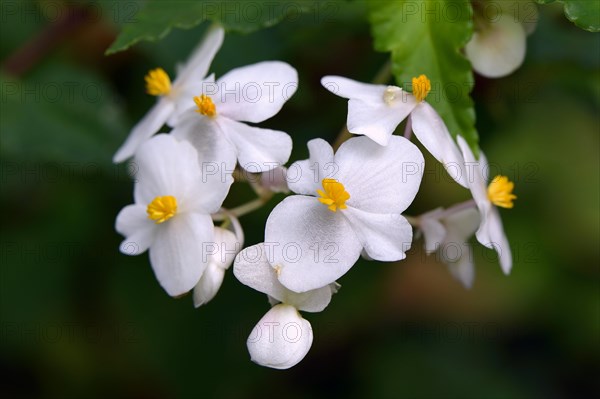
[1,1,598,398]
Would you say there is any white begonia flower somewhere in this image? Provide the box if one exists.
[115,134,232,297]
[170,61,297,173]
[265,135,423,293]
[321,75,468,188]
[192,214,244,307]
[113,25,224,163]
[419,207,480,288]
[465,1,537,78]
[234,243,338,369]
[457,136,516,274]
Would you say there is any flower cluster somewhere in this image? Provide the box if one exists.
[115,25,517,369]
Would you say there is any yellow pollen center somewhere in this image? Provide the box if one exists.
[145,68,171,96]
[317,178,350,212]
[147,195,178,223]
[412,74,431,102]
[487,176,517,209]
[194,94,217,117]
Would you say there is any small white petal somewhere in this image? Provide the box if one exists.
[335,136,424,214]
[343,207,412,261]
[113,100,174,163]
[234,244,335,312]
[441,207,480,288]
[477,206,512,275]
[465,13,526,78]
[149,213,214,297]
[219,117,292,172]
[173,25,224,88]
[247,304,313,370]
[215,61,298,123]
[457,136,489,215]
[419,208,447,254]
[192,261,225,307]
[265,196,362,293]
[411,102,468,188]
[321,75,389,102]
[115,204,156,255]
[447,250,475,289]
[286,138,335,196]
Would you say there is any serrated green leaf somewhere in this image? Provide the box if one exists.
[368,0,478,153]
[105,0,321,54]
[536,0,600,32]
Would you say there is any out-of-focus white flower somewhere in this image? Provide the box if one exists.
[234,243,338,369]
[115,134,232,296]
[113,25,224,163]
[457,136,516,274]
[465,1,538,78]
[419,207,480,288]
[265,135,423,293]
[171,61,296,173]
[322,75,468,187]
[192,214,244,307]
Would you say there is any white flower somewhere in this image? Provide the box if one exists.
[192,214,244,307]
[465,1,538,78]
[115,134,232,296]
[170,61,297,173]
[419,207,480,288]
[264,135,423,292]
[321,75,468,187]
[457,136,516,274]
[234,243,338,369]
[113,25,224,163]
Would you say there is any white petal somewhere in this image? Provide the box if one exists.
[265,196,362,293]
[335,136,424,214]
[476,206,512,275]
[234,243,335,312]
[346,98,415,146]
[321,75,390,102]
[192,261,225,307]
[149,213,214,297]
[411,102,468,188]
[134,133,231,214]
[444,207,480,242]
[419,208,447,254]
[457,136,489,215]
[465,13,526,78]
[115,204,156,255]
[286,138,335,196]
[215,61,298,123]
[247,304,313,370]
[192,226,240,307]
[344,207,412,261]
[173,25,223,88]
[260,166,289,193]
[113,100,174,163]
[168,74,216,126]
[219,117,292,172]
[447,249,475,289]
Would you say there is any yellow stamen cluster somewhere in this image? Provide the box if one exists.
[147,195,178,223]
[317,178,350,212]
[487,176,517,209]
[412,74,431,102]
[145,68,171,96]
[194,94,217,117]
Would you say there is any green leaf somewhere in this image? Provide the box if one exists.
[536,0,600,32]
[368,0,478,152]
[105,0,323,54]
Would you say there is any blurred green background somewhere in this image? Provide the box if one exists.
[1,1,598,398]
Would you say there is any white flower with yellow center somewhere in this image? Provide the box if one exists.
[115,134,233,296]
[418,206,480,288]
[264,135,423,293]
[322,74,468,188]
[457,136,517,274]
[113,25,224,163]
[170,61,296,173]
[234,243,339,369]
